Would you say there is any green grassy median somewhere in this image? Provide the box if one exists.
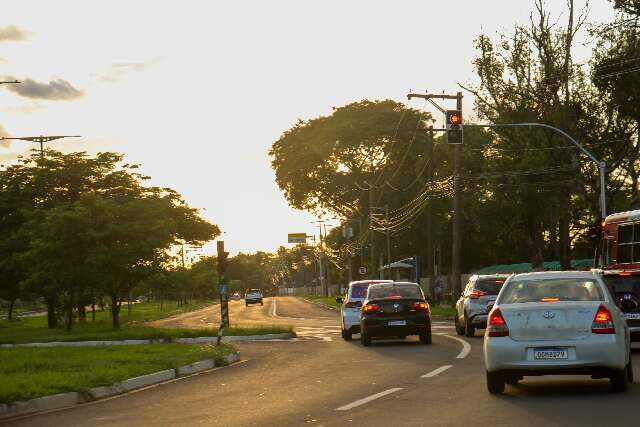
[0,343,237,404]
[301,296,341,309]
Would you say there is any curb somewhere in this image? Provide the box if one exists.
[0,352,240,420]
[0,333,296,348]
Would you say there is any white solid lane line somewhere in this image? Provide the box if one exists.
[420,365,453,378]
[437,333,471,359]
[335,388,403,411]
[270,298,277,317]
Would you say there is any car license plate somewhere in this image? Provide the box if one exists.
[388,320,406,326]
[534,348,568,360]
[624,312,640,320]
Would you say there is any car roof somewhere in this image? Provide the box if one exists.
[511,271,598,281]
[348,280,393,286]
[473,274,510,279]
[369,281,419,288]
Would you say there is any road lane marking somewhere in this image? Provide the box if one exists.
[335,388,403,411]
[437,333,471,359]
[421,365,453,378]
[271,298,277,317]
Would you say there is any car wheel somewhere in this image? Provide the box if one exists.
[419,330,432,345]
[486,371,505,394]
[627,356,634,383]
[455,316,464,336]
[260,301,264,306]
[341,329,352,341]
[245,303,249,307]
[464,316,475,338]
[360,331,372,347]
[505,377,519,385]
[611,368,628,392]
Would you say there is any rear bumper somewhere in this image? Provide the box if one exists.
[484,335,627,373]
[470,314,488,328]
[245,298,262,304]
[629,326,640,342]
[361,318,431,337]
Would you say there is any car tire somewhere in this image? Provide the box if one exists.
[341,329,352,341]
[627,356,634,383]
[419,330,432,345]
[260,301,264,306]
[611,368,628,392]
[505,377,519,385]
[486,371,505,394]
[455,316,464,336]
[245,303,249,307]
[360,331,372,347]
[464,316,475,338]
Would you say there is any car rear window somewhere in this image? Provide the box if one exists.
[498,278,604,304]
[602,275,640,297]
[368,284,423,300]
[350,284,368,299]
[475,278,506,294]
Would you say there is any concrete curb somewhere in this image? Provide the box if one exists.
[0,353,240,420]
[0,333,296,348]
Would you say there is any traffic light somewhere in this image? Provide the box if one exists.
[445,110,463,144]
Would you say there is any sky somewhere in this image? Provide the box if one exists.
[0,0,615,255]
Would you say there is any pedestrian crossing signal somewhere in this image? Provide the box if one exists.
[446,110,463,144]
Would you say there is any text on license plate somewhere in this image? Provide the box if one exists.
[534,348,568,360]
[624,313,640,320]
[388,320,407,326]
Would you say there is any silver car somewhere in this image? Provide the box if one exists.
[484,271,633,394]
[336,280,392,341]
[455,274,509,337]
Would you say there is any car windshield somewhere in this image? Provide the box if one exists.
[475,278,506,294]
[602,275,640,296]
[350,284,368,299]
[368,284,423,299]
[498,278,604,304]
[247,289,261,294]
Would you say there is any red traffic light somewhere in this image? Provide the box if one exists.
[446,110,462,126]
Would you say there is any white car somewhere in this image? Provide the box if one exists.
[484,271,633,394]
[337,280,392,341]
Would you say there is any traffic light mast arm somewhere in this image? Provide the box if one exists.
[464,122,607,218]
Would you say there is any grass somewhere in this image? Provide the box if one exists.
[301,296,341,309]
[0,301,293,344]
[0,343,237,404]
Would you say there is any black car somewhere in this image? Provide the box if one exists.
[359,282,432,346]
[599,270,640,341]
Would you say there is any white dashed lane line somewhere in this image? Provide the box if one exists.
[335,388,403,411]
[420,364,453,378]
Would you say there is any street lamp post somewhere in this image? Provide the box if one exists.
[1,135,81,159]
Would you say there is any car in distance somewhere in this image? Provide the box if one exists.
[359,282,432,346]
[231,291,241,301]
[484,271,632,394]
[336,280,392,341]
[455,274,509,337]
[244,289,264,306]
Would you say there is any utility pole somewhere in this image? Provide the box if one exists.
[312,220,327,297]
[451,92,463,301]
[407,91,463,301]
[385,205,391,274]
[216,241,230,344]
[369,186,376,279]
[1,135,81,159]
[426,127,435,296]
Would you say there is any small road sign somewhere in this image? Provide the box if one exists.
[288,233,307,244]
[358,266,367,275]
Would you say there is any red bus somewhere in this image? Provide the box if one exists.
[596,209,640,270]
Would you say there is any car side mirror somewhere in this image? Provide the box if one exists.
[335,297,344,304]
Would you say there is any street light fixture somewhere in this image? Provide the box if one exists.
[0,135,81,159]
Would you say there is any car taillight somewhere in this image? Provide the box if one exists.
[412,302,429,311]
[592,305,615,334]
[469,290,487,299]
[362,304,380,314]
[486,308,509,337]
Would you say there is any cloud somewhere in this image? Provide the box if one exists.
[5,77,84,101]
[0,25,31,42]
[97,57,163,83]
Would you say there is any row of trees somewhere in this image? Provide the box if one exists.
[269,0,640,288]
[0,150,219,329]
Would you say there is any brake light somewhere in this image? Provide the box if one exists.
[487,308,509,337]
[385,295,402,299]
[468,290,487,299]
[619,272,633,277]
[592,305,615,334]
[362,304,380,314]
[412,302,429,311]
[541,297,560,302]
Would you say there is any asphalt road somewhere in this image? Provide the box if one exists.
[7,297,640,427]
